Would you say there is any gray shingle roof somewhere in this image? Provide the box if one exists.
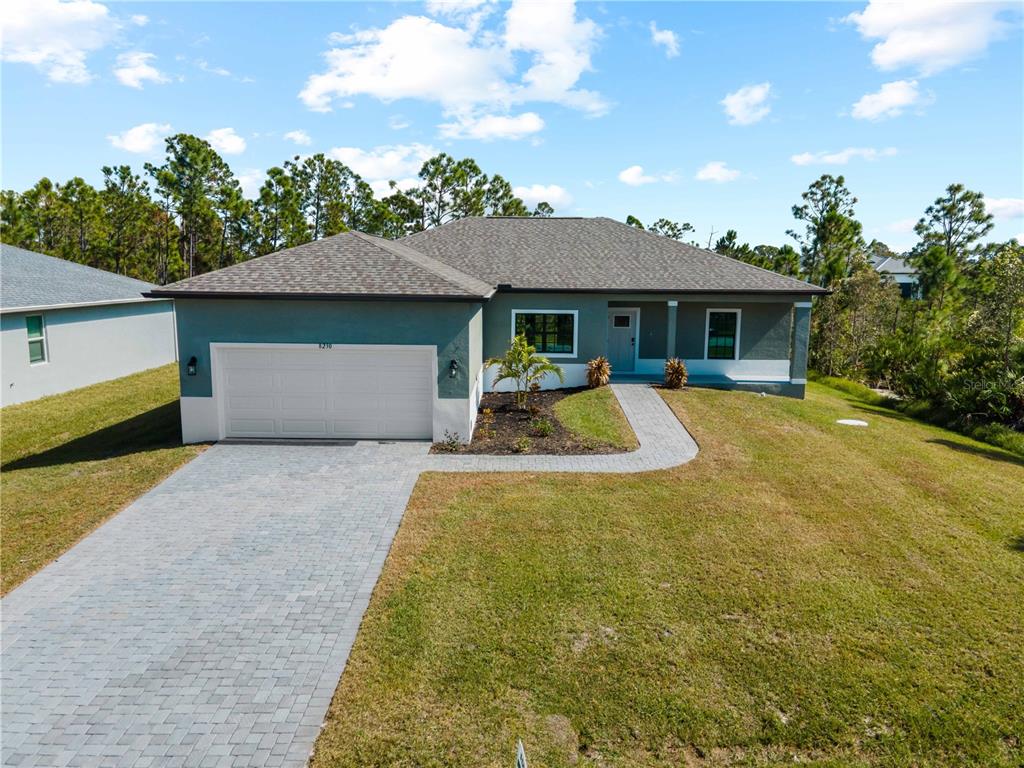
[149,231,494,299]
[403,217,825,294]
[1,245,159,312]
[874,256,916,276]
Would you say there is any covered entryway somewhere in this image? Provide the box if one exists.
[216,344,435,439]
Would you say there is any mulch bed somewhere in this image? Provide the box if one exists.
[431,387,627,455]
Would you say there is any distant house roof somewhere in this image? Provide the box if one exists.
[0,245,161,313]
[149,231,494,300]
[404,217,825,294]
[873,256,917,276]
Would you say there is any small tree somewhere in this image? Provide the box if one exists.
[486,334,565,408]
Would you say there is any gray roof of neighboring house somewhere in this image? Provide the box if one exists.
[404,217,826,294]
[149,231,494,300]
[873,256,916,276]
[0,245,160,313]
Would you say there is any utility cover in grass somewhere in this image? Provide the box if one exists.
[837,419,869,427]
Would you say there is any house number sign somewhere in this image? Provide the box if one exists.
[318,342,333,349]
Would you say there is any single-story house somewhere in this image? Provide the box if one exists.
[148,217,827,443]
[1,245,177,407]
[871,253,919,298]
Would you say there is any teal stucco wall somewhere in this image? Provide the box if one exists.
[174,298,482,399]
[484,293,796,363]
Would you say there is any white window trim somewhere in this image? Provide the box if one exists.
[511,309,579,359]
[26,314,48,366]
[704,308,741,361]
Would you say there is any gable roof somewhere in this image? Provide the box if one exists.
[873,256,916,276]
[403,217,825,294]
[148,231,494,300]
[1,245,160,313]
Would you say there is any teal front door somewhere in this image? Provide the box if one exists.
[607,309,637,372]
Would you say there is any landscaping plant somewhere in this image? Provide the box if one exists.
[486,334,565,409]
[586,356,612,388]
[530,418,554,437]
[664,358,688,389]
[511,435,531,453]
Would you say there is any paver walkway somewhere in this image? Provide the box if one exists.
[1,384,696,767]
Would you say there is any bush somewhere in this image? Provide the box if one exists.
[586,356,612,388]
[664,358,688,389]
[435,430,461,452]
[511,436,531,453]
[530,417,554,437]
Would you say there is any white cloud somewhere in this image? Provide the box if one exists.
[204,127,247,155]
[388,115,411,130]
[107,122,170,154]
[649,22,680,58]
[617,165,676,186]
[986,197,1024,220]
[721,82,772,125]
[438,111,544,140]
[0,0,119,83]
[299,0,606,138]
[236,169,265,199]
[513,183,573,209]
[130,14,148,27]
[695,161,740,183]
[844,1,1016,76]
[851,79,930,120]
[113,51,169,89]
[886,218,917,234]
[791,147,898,166]
[328,143,436,181]
[283,129,312,146]
[197,59,232,77]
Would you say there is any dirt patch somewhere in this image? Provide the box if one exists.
[432,387,628,455]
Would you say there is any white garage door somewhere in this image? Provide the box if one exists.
[218,345,434,440]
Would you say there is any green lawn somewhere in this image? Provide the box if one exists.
[554,386,639,450]
[312,383,1024,768]
[1,365,203,594]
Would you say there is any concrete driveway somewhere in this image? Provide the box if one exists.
[1,440,429,768]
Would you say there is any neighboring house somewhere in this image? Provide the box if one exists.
[871,254,919,298]
[1,245,177,407]
[149,217,827,443]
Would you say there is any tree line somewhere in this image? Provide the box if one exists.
[0,134,552,284]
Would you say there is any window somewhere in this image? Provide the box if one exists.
[705,310,739,360]
[513,310,577,356]
[26,315,47,364]
[612,314,631,328]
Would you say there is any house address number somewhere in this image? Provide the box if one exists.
[318,342,333,349]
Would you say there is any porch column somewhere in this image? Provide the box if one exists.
[666,300,678,359]
[790,301,812,384]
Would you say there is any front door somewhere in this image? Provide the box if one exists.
[606,309,637,372]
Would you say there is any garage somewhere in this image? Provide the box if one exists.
[217,344,435,440]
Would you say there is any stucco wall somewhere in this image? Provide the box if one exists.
[486,293,796,363]
[173,298,482,401]
[1,300,176,407]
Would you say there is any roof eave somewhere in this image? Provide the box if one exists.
[491,286,830,296]
[143,290,491,302]
[0,296,170,314]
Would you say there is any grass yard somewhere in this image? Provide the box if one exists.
[554,386,639,451]
[1,365,203,594]
[313,383,1024,768]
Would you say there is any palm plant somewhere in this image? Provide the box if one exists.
[486,334,565,409]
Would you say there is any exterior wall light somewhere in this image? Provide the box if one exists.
[449,359,459,378]
[186,356,198,376]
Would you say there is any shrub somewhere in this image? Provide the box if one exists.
[530,417,554,437]
[586,356,612,388]
[486,334,564,409]
[511,436,531,453]
[435,430,461,452]
[664,358,688,389]
[476,408,496,440]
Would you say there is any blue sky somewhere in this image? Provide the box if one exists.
[3,0,1022,250]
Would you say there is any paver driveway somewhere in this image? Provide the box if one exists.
[1,440,429,768]
[2,384,697,767]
